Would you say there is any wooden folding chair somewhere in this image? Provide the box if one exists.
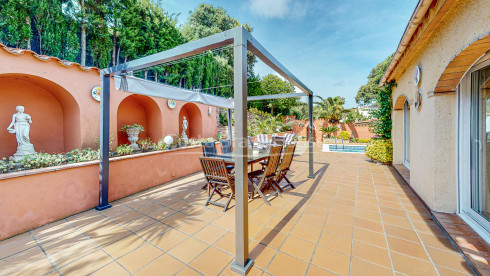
[275,144,296,190]
[248,146,283,205]
[199,157,235,212]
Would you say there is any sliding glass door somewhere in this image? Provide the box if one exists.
[470,66,490,221]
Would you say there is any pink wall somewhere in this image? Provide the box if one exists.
[0,48,218,157]
[0,145,211,240]
[290,118,374,141]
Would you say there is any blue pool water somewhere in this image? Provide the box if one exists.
[328,145,367,153]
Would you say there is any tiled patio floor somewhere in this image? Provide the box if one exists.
[0,146,476,275]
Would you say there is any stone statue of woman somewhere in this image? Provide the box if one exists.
[6,106,36,161]
[182,116,189,140]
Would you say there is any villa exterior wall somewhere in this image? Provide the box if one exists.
[391,0,489,212]
[0,49,218,158]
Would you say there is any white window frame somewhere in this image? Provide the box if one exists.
[403,100,410,169]
[458,57,490,244]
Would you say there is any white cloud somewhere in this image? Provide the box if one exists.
[248,0,307,19]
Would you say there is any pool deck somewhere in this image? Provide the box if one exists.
[0,145,476,275]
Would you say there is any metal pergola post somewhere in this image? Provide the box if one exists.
[227,108,233,141]
[230,28,253,275]
[96,74,112,211]
[308,94,314,178]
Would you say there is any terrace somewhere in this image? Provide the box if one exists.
[0,145,474,275]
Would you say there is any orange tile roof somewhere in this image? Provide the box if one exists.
[0,43,99,73]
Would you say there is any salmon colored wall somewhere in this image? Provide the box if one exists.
[0,49,218,157]
[291,118,373,141]
[0,145,214,240]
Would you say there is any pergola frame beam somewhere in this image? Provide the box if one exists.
[98,26,314,275]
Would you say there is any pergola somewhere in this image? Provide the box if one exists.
[97,26,315,275]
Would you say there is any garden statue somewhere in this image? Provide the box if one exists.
[6,106,37,162]
[182,116,189,141]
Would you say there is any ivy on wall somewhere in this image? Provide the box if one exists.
[370,81,396,139]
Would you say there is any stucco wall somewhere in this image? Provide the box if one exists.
[0,145,211,240]
[391,0,489,212]
[0,50,218,157]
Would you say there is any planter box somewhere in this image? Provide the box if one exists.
[0,145,205,240]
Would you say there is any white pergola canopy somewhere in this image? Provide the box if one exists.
[98,26,315,275]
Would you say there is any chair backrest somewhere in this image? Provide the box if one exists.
[284,133,294,145]
[248,136,254,149]
[201,141,217,157]
[278,144,296,172]
[271,136,284,146]
[221,139,233,154]
[199,157,233,189]
[263,146,283,178]
[257,134,268,144]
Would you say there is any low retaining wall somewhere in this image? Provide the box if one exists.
[0,145,206,240]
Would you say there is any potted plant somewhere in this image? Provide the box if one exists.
[119,124,144,151]
[320,126,339,142]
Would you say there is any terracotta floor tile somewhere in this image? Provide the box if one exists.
[318,232,352,254]
[249,241,278,270]
[426,246,474,274]
[212,215,236,231]
[118,243,163,273]
[355,217,384,233]
[194,209,223,223]
[418,232,455,251]
[351,257,392,276]
[103,235,147,259]
[213,232,236,255]
[39,231,89,255]
[189,246,233,275]
[193,223,228,245]
[267,252,308,276]
[160,212,190,228]
[135,254,185,275]
[353,227,387,249]
[30,220,77,244]
[382,214,413,229]
[175,218,208,235]
[355,209,382,222]
[387,236,429,261]
[298,213,326,229]
[175,266,202,275]
[436,265,474,276]
[59,249,112,275]
[168,237,209,263]
[135,222,172,241]
[390,251,438,275]
[324,221,353,239]
[352,240,391,268]
[49,239,99,268]
[384,224,420,243]
[150,229,189,251]
[92,261,131,275]
[279,236,316,261]
[3,257,55,275]
[311,245,350,275]
[306,264,337,275]
[254,227,288,249]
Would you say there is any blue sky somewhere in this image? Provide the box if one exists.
[159,0,417,108]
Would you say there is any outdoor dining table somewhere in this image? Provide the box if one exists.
[217,149,270,167]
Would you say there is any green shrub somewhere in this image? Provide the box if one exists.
[138,138,152,152]
[338,131,350,141]
[119,123,144,134]
[353,138,371,143]
[116,144,133,156]
[365,139,393,164]
[153,137,168,151]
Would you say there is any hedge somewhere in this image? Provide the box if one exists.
[365,139,393,164]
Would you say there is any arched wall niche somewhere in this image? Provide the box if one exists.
[117,94,162,146]
[179,103,203,139]
[0,74,81,157]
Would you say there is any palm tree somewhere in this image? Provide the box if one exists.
[314,96,348,123]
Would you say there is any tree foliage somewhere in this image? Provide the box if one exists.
[343,108,368,123]
[355,54,393,105]
[253,74,299,116]
[314,96,348,123]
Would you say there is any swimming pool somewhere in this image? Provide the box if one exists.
[323,144,367,153]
